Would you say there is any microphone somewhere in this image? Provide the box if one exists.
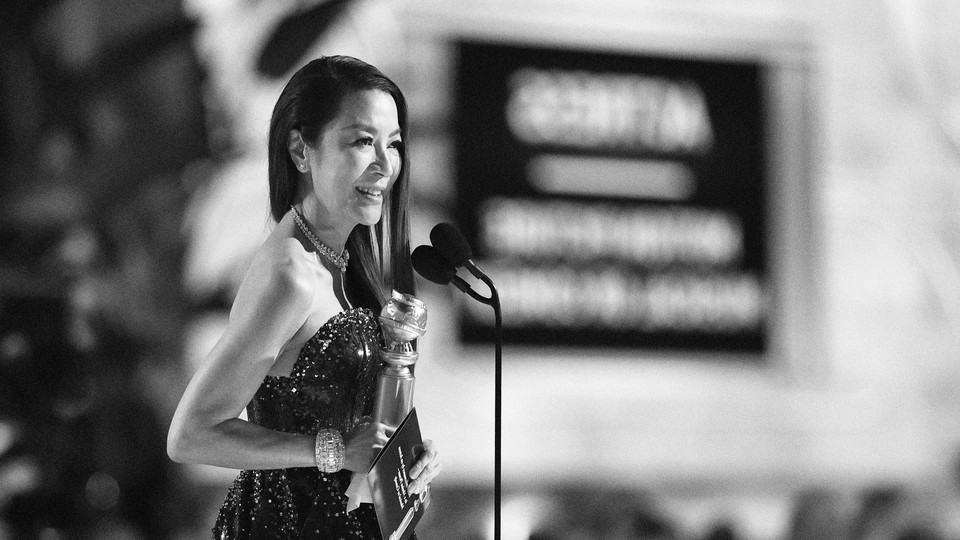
[429,222,472,266]
[410,245,455,285]
[411,245,489,304]
[429,223,489,282]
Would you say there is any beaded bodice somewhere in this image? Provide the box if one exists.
[247,307,382,437]
[212,307,387,539]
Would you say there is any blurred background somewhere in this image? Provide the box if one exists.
[2,0,960,538]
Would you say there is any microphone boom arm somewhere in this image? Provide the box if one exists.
[452,275,492,305]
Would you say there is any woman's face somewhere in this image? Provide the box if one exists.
[303,89,402,230]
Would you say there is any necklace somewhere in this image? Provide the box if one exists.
[291,206,349,273]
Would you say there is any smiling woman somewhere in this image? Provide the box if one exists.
[292,88,403,234]
[166,56,441,539]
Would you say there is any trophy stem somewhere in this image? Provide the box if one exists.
[372,366,415,428]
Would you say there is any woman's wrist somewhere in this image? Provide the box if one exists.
[314,428,345,473]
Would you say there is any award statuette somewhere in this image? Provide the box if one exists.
[373,291,427,428]
[346,290,427,512]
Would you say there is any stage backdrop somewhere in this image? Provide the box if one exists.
[454,41,768,353]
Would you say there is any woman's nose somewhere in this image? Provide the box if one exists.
[372,144,395,178]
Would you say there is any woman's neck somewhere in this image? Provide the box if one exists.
[297,198,350,254]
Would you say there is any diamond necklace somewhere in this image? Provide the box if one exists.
[291,206,349,273]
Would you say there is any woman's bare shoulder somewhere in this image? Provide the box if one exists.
[229,232,330,323]
[253,232,331,288]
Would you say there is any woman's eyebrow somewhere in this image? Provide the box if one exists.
[339,124,402,137]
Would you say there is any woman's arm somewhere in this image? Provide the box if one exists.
[167,243,324,470]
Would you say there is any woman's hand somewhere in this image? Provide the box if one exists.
[343,417,394,473]
[407,439,441,495]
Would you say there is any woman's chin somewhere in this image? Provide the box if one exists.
[355,208,383,227]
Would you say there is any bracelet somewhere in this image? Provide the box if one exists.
[314,428,345,473]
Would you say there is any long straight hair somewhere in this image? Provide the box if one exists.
[267,56,414,312]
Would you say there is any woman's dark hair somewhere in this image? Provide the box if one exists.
[268,55,414,311]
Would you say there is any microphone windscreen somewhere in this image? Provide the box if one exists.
[430,222,473,267]
[411,245,456,285]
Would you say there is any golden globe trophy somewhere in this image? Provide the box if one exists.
[346,290,427,512]
[373,291,428,428]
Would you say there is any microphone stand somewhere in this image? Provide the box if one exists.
[489,276,502,540]
[412,240,502,539]
[461,261,502,540]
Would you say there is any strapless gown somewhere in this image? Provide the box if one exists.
[212,307,386,539]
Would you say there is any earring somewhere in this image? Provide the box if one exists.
[299,163,308,172]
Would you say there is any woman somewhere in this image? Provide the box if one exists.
[168,56,441,538]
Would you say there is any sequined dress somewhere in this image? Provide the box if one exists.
[212,307,386,539]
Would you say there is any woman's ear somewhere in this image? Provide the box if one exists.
[288,129,309,172]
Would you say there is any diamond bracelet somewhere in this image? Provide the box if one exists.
[315,428,345,473]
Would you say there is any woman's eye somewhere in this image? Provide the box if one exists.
[354,137,374,147]
[389,140,404,151]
